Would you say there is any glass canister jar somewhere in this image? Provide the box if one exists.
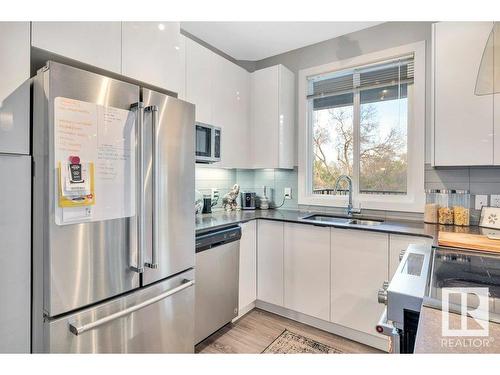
[453,190,470,226]
[424,189,438,223]
[437,189,454,225]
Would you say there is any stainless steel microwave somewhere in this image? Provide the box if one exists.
[196,123,221,163]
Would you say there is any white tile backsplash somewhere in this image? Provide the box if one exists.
[195,164,500,221]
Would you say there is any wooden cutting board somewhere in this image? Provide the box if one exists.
[438,231,500,253]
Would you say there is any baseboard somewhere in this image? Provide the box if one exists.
[255,300,389,352]
[232,301,256,322]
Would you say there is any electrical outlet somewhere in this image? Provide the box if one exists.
[284,187,292,199]
[475,194,488,210]
[491,194,500,208]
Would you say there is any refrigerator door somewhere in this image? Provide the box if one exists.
[0,154,31,353]
[142,89,195,285]
[32,62,140,317]
[44,270,194,353]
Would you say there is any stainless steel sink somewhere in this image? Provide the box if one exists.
[348,219,383,226]
[301,215,352,225]
[300,214,383,226]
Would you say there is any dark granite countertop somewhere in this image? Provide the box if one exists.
[195,208,444,241]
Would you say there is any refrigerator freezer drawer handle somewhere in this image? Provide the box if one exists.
[68,279,195,336]
[145,105,159,270]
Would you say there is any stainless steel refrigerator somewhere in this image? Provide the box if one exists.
[32,61,195,353]
[0,81,31,353]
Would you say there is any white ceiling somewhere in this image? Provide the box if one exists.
[180,22,383,61]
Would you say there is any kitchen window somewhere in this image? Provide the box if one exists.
[298,42,425,212]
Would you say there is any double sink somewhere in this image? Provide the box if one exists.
[300,214,383,227]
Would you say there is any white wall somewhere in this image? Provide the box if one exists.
[254,22,434,164]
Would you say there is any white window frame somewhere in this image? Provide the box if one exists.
[298,41,426,212]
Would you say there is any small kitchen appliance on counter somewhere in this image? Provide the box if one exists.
[241,192,256,210]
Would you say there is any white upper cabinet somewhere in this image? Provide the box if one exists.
[185,37,214,124]
[238,221,257,313]
[122,22,185,96]
[251,65,295,169]
[283,223,330,321]
[31,22,122,74]
[257,220,284,306]
[213,54,251,168]
[0,22,30,102]
[186,37,251,168]
[331,228,388,338]
[433,22,494,166]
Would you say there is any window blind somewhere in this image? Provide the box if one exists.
[308,55,414,105]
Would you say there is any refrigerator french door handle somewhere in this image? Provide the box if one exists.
[145,105,159,270]
[130,102,145,273]
[68,279,195,336]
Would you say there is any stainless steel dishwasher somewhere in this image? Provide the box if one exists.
[195,226,241,344]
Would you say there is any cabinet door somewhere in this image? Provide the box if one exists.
[284,223,330,320]
[213,54,250,168]
[331,228,388,338]
[389,235,432,279]
[495,24,500,165]
[257,220,284,306]
[185,38,213,124]
[433,22,494,166]
[0,155,31,353]
[251,66,279,168]
[0,22,30,103]
[31,22,121,73]
[278,66,295,169]
[238,221,257,312]
[122,22,185,95]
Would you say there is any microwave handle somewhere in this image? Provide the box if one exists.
[130,102,145,273]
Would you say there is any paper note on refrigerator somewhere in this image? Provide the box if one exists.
[54,97,136,225]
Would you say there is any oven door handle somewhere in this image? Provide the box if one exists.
[376,308,401,354]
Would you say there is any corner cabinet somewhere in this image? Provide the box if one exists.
[185,37,214,124]
[238,221,257,315]
[212,53,251,169]
[121,22,186,97]
[283,223,330,320]
[330,228,388,339]
[31,22,122,74]
[257,220,284,306]
[251,65,295,169]
[432,22,495,166]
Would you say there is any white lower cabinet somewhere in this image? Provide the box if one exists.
[330,228,388,338]
[283,223,330,320]
[238,221,257,313]
[257,220,284,306]
[389,234,433,278]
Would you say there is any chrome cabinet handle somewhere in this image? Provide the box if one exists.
[145,105,159,269]
[69,279,194,336]
[130,102,145,273]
